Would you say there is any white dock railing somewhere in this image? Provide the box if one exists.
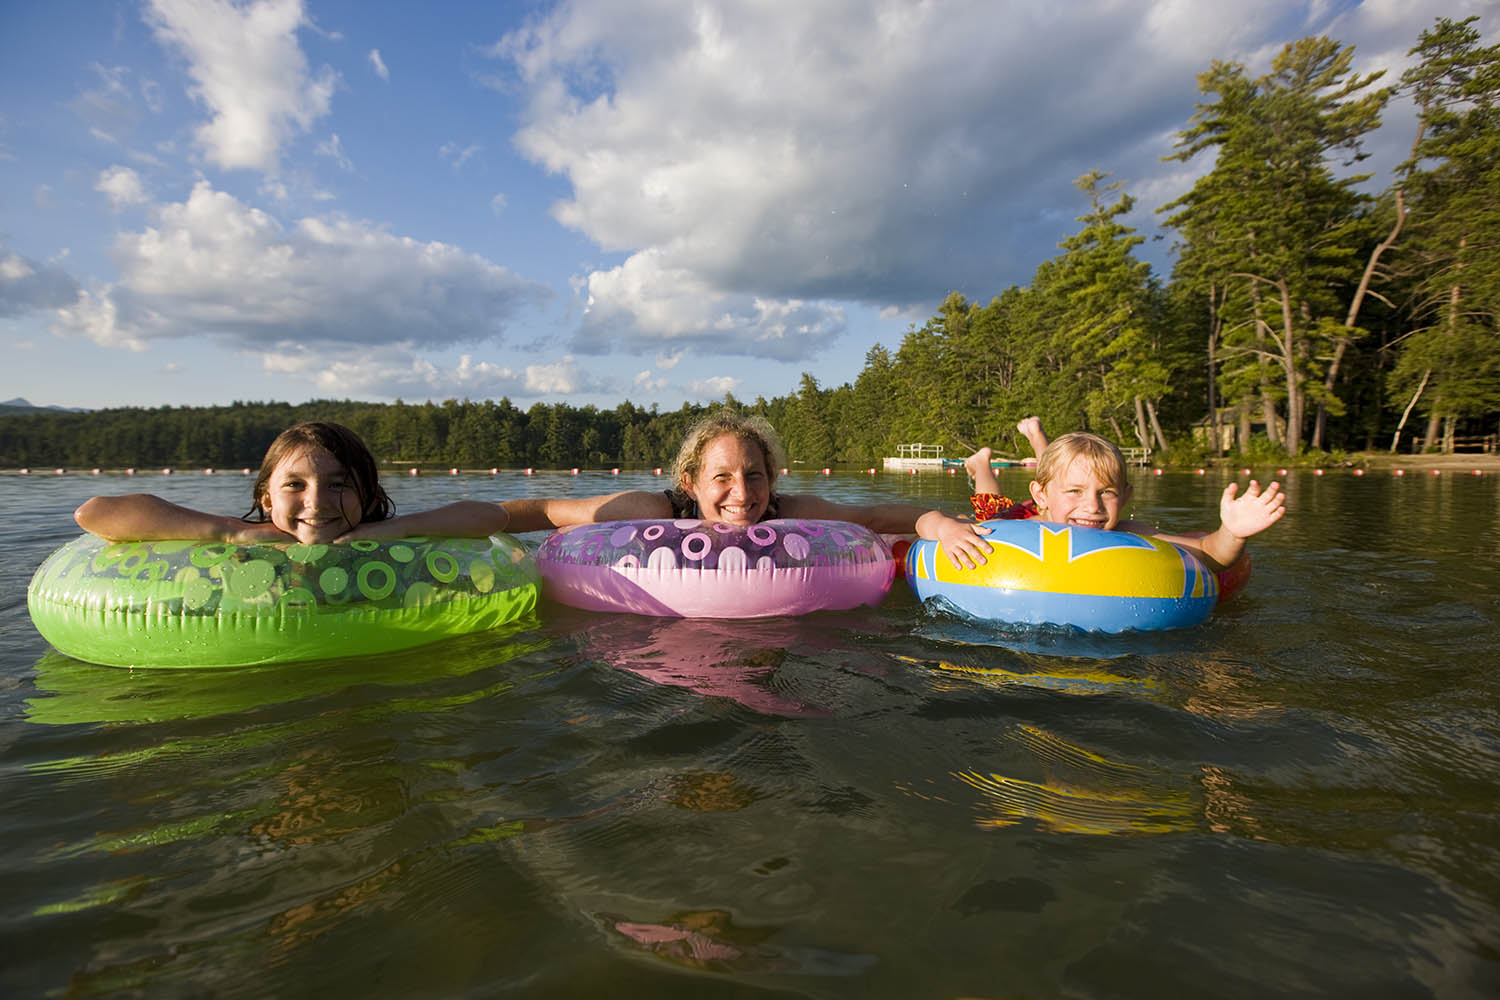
[883,443,946,471]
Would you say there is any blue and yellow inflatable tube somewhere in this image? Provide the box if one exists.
[28,534,539,668]
[905,519,1218,632]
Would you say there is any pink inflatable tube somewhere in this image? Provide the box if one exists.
[535,518,895,618]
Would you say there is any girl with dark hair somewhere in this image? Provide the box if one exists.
[76,421,510,543]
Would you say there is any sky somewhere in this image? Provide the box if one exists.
[2,0,1495,412]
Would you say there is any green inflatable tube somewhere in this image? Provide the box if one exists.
[27,534,540,668]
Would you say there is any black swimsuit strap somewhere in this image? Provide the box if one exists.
[664,489,697,518]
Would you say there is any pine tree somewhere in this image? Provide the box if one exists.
[1163,38,1389,455]
[1388,17,1500,451]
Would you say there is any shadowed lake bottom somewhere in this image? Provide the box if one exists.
[2,469,1497,997]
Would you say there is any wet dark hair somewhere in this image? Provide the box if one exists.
[244,421,393,526]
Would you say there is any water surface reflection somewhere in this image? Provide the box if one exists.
[3,470,1498,996]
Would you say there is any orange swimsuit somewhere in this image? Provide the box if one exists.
[970,494,1038,521]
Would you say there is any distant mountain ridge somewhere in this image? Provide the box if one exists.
[1,397,90,414]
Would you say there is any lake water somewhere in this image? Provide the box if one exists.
[3,467,1498,998]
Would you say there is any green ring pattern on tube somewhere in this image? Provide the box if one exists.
[26,533,540,668]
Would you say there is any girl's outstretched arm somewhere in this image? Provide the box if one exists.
[1155,479,1285,571]
[915,509,994,570]
[75,493,294,543]
[337,500,513,540]
[500,491,675,532]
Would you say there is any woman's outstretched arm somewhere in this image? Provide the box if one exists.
[501,490,675,532]
[75,494,294,543]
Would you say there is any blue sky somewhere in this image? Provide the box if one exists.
[2,0,1493,411]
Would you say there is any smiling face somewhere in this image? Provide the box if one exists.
[1029,454,1132,531]
[682,433,772,525]
[258,446,364,544]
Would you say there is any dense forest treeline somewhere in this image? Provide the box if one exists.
[0,398,763,470]
[4,17,1497,468]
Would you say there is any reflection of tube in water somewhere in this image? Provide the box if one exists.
[24,622,545,727]
[576,615,879,717]
[955,725,1194,835]
[904,654,1161,698]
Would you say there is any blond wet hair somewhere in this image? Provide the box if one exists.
[1034,432,1130,492]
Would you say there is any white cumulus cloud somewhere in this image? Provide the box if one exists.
[369,48,389,81]
[577,250,845,360]
[52,181,549,354]
[262,348,529,398]
[251,349,610,400]
[688,376,741,399]
[523,357,587,394]
[491,0,1474,360]
[96,165,150,210]
[633,370,668,393]
[146,0,337,173]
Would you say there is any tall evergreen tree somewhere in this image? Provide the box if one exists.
[1046,171,1165,447]
[1164,38,1389,455]
[1388,17,1500,451]
[784,372,834,464]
